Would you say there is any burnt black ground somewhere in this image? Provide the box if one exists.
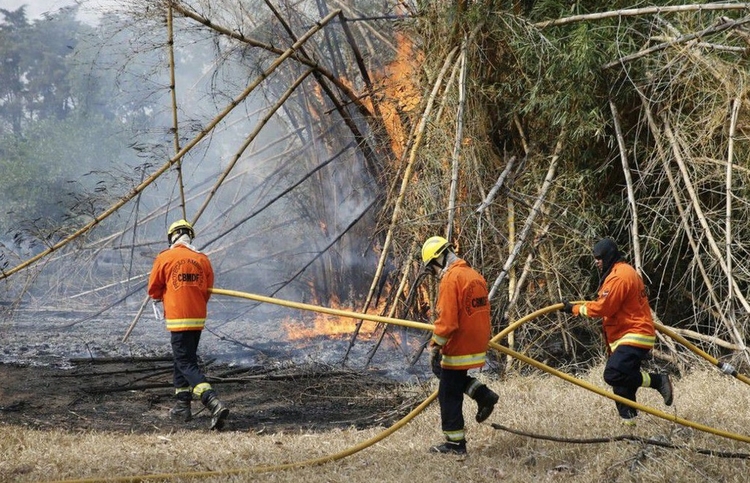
[0,359,421,434]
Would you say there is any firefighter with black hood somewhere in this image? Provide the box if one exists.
[422,236,499,455]
[148,219,229,430]
[559,238,673,425]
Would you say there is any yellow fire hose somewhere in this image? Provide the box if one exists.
[208,290,750,445]
[209,287,436,332]
[654,321,750,386]
[47,290,750,482]
[208,291,750,444]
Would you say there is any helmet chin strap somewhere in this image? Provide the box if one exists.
[427,252,447,276]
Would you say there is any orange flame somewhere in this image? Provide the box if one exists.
[282,312,379,341]
[370,32,423,160]
[281,287,400,344]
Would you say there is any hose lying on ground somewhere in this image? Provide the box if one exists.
[51,292,747,483]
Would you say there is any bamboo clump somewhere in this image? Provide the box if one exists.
[3,1,750,376]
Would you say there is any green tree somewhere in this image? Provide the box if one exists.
[0,6,130,240]
[0,6,92,135]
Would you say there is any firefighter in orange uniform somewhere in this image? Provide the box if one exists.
[559,238,673,425]
[422,236,499,455]
[148,219,229,430]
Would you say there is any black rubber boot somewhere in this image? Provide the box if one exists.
[475,387,499,423]
[202,391,229,430]
[652,373,673,406]
[169,399,192,422]
[429,439,467,455]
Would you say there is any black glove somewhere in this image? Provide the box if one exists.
[429,345,443,378]
[560,300,574,314]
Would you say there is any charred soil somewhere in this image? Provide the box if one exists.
[0,358,420,434]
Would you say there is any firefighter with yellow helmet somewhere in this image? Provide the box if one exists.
[148,219,229,430]
[421,236,499,455]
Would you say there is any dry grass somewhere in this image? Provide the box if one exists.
[2,367,749,483]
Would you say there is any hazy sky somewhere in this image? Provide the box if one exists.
[0,0,74,18]
[0,0,111,23]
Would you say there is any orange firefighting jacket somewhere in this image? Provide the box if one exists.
[147,243,214,332]
[573,261,655,352]
[430,259,491,370]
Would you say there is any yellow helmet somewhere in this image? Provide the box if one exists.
[167,219,194,243]
[421,236,451,266]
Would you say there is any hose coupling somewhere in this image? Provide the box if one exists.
[718,361,737,376]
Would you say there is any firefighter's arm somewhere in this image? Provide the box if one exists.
[431,280,459,346]
[578,278,626,318]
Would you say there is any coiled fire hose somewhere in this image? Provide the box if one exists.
[47,291,750,483]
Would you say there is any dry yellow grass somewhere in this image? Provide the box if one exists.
[2,367,749,483]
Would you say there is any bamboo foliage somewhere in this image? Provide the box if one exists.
[376,1,750,371]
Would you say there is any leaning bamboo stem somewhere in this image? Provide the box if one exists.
[534,3,750,29]
[725,96,740,339]
[446,39,468,241]
[488,132,564,300]
[193,70,312,222]
[649,106,748,364]
[476,156,516,214]
[661,114,750,316]
[648,115,729,338]
[609,100,642,273]
[433,52,460,127]
[505,177,516,365]
[364,240,417,367]
[343,46,459,362]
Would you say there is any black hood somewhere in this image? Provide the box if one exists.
[593,238,622,288]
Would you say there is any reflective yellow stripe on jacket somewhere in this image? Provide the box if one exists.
[441,352,487,369]
[166,318,206,331]
[609,333,655,352]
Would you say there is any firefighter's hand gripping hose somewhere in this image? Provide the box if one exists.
[47,291,750,483]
